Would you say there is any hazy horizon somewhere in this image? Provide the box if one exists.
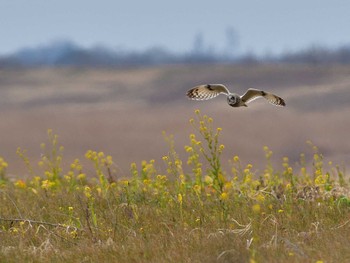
[1,1,350,56]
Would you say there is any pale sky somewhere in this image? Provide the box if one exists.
[1,0,350,56]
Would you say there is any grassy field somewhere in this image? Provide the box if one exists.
[0,64,350,262]
[0,64,350,176]
[0,110,350,262]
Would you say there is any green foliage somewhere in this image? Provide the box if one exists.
[0,110,350,262]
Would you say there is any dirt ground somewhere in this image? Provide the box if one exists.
[0,64,349,177]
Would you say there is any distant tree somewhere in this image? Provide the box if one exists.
[336,46,350,63]
[224,26,239,59]
[192,32,205,55]
[2,38,350,67]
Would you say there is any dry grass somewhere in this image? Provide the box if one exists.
[0,64,350,261]
[1,64,350,178]
[0,110,350,262]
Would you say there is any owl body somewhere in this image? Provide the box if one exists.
[186,84,285,108]
[227,94,246,107]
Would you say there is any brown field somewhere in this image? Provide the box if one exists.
[0,64,350,177]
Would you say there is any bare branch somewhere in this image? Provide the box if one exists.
[0,217,81,231]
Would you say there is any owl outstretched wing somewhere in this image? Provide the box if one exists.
[186,84,230,100]
[241,88,285,106]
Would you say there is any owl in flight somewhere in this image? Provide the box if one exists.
[187,84,285,108]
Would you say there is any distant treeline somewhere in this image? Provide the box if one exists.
[1,41,350,68]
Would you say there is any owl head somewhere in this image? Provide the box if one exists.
[227,94,247,107]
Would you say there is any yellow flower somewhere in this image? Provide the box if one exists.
[14,180,26,189]
[185,146,193,153]
[0,157,8,169]
[85,150,92,159]
[41,179,55,190]
[177,193,183,204]
[179,174,185,182]
[106,155,113,165]
[175,159,182,168]
[130,162,137,170]
[77,173,86,180]
[143,179,151,185]
[195,168,202,177]
[64,175,71,182]
[156,175,166,181]
[243,174,252,184]
[218,173,226,184]
[120,180,129,187]
[204,175,213,185]
[84,186,92,198]
[264,173,271,180]
[244,168,251,174]
[224,181,233,190]
[252,204,261,213]
[193,184,201,194]
[256,193,265,203]
[10,227,19,233]
[315,175,326,185]
[233,156,240,162]
[220,192,229,201]
[70,229,78,238]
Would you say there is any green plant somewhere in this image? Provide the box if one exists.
[0,110,349,262]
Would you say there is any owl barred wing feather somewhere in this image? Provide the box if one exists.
[241,88,286,106]
[186,84,230,100]
[186,84,286,108]
[263,92,286,106]
[240,89,266,104]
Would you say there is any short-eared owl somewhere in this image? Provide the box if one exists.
[187,84,285,108]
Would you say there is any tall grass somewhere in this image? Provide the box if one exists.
[0,110,350,262]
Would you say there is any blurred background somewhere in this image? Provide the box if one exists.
[1,0,350,177]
